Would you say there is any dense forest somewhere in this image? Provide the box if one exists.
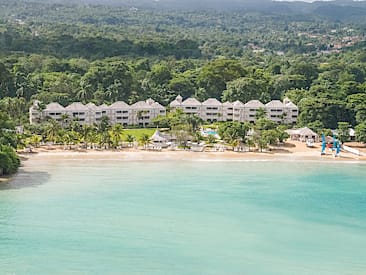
[1,0,366,146]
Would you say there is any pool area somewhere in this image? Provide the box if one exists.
[201,128,220,139]
[206,130,218,135]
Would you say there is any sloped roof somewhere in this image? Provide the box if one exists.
[298,127,318,137]
[286,127,318,137]
[45,102,65,111]
[202,98,222,106]
[146,98,156,105]
[99,103,109,110]
[265,100,284,108]
[244,100,265,108]
[130,101,152,109]
[233,100,245,108]
[286,102,298,109]
[223,101,233,107]
[152,102,165,109]
[109,101,130,109]
[182,97,201,106]
[86,103,100,111]
[170,100,182,107]
[151,130,167,142]
[66,102,89,111]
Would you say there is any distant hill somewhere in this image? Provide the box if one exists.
[12,0,366,21]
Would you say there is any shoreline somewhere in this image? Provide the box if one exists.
[18,145,366,163]
[2,142,365,184]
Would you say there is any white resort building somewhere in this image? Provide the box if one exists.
[29,96,298,126]
[29,99,166,127]
[169,96,298,124]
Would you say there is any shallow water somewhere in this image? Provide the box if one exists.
[1,158,366,274]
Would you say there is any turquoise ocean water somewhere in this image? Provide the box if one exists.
[1,157,366,274]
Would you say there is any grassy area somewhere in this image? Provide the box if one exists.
[122,128,156,140]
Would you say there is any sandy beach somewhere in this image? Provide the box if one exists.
[16,141,366,163]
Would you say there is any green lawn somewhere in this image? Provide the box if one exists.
[122,128,156,140]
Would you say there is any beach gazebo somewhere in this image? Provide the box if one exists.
[287,127,319,142]
[150,130,168,148]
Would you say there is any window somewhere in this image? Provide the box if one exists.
[123,111,128,114]
[116,111,122,114]
[117,116,122,120]
[249,109,257,112]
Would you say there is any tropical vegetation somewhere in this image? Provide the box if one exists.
[1,0,366,173]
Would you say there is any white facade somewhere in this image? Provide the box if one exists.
[30,96,298,127]
[265,100,285,124]
[130,99,166,127]
[109,101,130,126]
[30,99,166,127]
[222,101,234,121]
[181,98,202,116]
[65,102,90,125]
[283,98,299,124]
[43,102,66,123]
[201,98,223,122]
[232,100,245,122]
[244,100,265,123]
[168,95,298,124]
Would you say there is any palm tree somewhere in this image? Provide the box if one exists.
[246,137,255,152]
[206,134,216,144]
[29,135,42,148]
[109,124,124,149]
[60,113,70,128]
[61,131,73,149]
[184,114,203,133]
[255,107,267,120]
[193,131,203,143]
[69,120,82,133]
[125,134,135,147]
[45,120,61,144]
[77,82,93,102]
[81,124,94,149]
[139,134,150,149]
